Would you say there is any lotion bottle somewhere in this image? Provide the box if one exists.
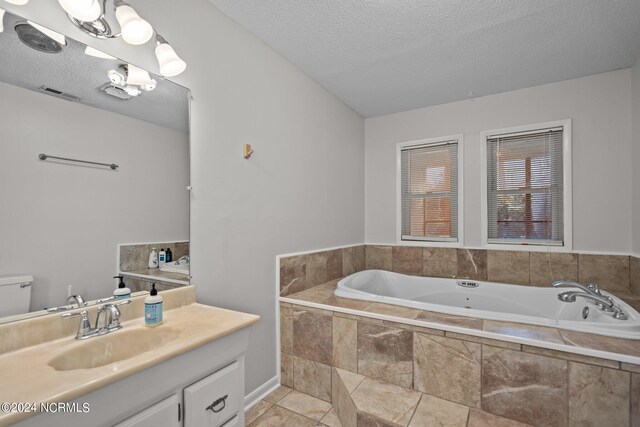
[144,283,163,327]
[113,275,131,299]
[158,248,166,267]
[148,248,158,268]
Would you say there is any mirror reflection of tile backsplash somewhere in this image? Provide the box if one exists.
[119,241,190,292]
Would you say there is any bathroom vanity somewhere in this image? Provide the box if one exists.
[0,287,259,427]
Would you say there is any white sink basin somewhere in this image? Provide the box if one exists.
[160,259,189,275]
[48,326,181,371]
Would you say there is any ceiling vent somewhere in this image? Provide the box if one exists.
[38,86,81,102]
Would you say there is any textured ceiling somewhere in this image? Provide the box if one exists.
[0,11,189,132]
[210,0,640,117]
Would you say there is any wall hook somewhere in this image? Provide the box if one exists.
[243,144,254,159]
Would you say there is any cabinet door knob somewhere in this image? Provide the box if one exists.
[206,394,228,413]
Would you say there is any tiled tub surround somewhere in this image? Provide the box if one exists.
[279,245,640,309]
[119,241,190,289]
[280,282,640,427]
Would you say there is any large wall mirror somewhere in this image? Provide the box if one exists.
[0,10,190,324]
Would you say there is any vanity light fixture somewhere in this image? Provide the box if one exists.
[155,35,186,77]
[50,0,186,76]
[107,66,126,85]
[0,8,5,33]
[114,3,153,45]
[58,0,101,23]
[107,64,156,97]
[126,64,157,91]
[126,64,151,85]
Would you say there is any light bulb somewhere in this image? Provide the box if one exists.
[115,5,153,45]
[85,46,116,60]
[57,0,101,22]
[0,9,5,33]
[4,0,30,5]
[28,21,66,45]
[155,42,186,77]
[126,64,152,86]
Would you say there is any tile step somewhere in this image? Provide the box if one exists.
[331,367,532,427]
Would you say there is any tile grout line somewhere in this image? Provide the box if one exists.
[405,393,423,427]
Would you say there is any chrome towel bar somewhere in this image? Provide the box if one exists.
[38,153,118,170]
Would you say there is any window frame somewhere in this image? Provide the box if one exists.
[396,134,464,248]
[480,120,573,252]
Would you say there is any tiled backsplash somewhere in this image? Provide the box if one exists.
[279,246,365,296]
[119,241,190,290]
[279,245,640,297]
[119,241,189,271]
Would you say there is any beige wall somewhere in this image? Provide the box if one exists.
[0,81,189,310]
[365,69,633,253]
[0,0,365,397]
[632,59,640,255]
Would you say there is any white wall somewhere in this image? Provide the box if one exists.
[0,82,189,310]
[1,0,365,397]
[632,59,640,255]
[365,69,633,253]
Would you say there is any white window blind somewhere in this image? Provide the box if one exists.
[486,127,564,245]
[401,141,458,242]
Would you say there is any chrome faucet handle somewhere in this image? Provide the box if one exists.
[62,310,95,339]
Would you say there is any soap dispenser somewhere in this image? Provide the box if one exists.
[144,283,163,327]
[148,248,158,269]
[113,275,131,299]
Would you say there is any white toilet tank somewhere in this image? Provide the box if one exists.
[0,275,33,317]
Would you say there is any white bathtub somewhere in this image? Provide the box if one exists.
[335,270,640,339]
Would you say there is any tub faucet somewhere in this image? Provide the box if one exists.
[554,280,627,320]
[557,290,614,308]
[553,280,604,296]
[553,280,614,304]
[557,291,628,320]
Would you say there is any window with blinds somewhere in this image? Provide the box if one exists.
[486,127,564,245]
[401,141,459,242]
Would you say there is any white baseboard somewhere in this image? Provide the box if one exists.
[244,375,280,411]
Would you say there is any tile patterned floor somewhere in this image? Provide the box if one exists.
[245,386,338,426]
[245,384,532,427]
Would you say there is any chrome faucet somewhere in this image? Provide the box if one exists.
[62,299,131,340]
[95,302,127,332]
[553,280,627,320]
[177,255,190,264]
[67,294,87,308]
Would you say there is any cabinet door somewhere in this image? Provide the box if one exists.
[184,360,242,427]
[114,394,181,427]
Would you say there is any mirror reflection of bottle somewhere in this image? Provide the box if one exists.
[159,248,166,267]
[148,248,158,269]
